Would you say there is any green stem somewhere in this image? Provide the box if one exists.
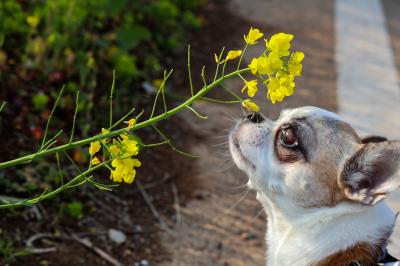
[221,85,244,101]
[109,70,116,129]
[69,90,80,144]
[213,47,225,82]
[187,45,194,96]
[0,102,6,113]
[200,97,242,104]
[236,44,248,71]
[0,68,250,170]
[41,85,65,148]
[0,161,109,208]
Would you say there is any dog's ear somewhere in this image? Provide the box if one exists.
[361,135,388,144]
[340,141,400,205]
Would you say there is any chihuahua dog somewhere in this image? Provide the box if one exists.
[229,106,400,266]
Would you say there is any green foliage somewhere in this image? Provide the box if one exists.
[0,0,202,86]
[0,0,203,198]
[32,93,49,110]
[63,201,84,219]
[0,232,31,263]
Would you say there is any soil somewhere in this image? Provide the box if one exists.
[0,0,338,266]
[159,0,337,265]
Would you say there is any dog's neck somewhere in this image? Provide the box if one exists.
[257,192,396,266]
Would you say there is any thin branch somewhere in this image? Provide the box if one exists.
[236,44,248,70]
[185,105,208,119]
[161,90,168,114]
[187,45,194,96]
[200,97,242,104]
[221,84,243,101]
[0,101,6,113]
[171,183,182,226]
[201,66,207,87]
[71,235,123,266]
[142,140,169,148]
[41,85,65,149]
[152,126,199,158]
[110,107,136,130]
[69,90,80,144]
[213,47,225,81]
[40,130,63,152]
[56,152,64,186]
[221,58,228,77]
[63,151,82,173]
[150,88,161,119]
[109,70,116,129]
[136,180,172,233]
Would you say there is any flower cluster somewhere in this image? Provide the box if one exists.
[240,28,304,111]
[88,120,141,184]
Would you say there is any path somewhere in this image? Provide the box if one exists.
[160,0,400,264]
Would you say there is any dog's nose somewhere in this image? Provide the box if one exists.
[247,112,264,123]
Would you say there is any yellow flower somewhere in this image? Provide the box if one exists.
[266,33,294,56]
[91,157,101,165]
[26,16,40,28]
[244,28,264,45]
[119,134,139,158]
[132,158,141,167]
[125,118,136,128]
[288,51,304,76]
[89,141,101,155]
[153,79,163,89]
[110,158,141,184]
[267,74,295,104]
[101,128,110,144]
[109,145,121,156]
[249,58,259,75]
[242,99,260,112]
[255,53,283,76]
[279,75,296,96]
[225,50,242,60]
[122,139,139,157]
[256,56,268,75]
[242,80,258,97]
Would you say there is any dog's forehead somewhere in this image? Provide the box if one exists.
[278,106,342,124]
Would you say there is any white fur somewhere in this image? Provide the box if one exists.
[257,192,395,266]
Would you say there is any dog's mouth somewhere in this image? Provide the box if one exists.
[229,130,255,170]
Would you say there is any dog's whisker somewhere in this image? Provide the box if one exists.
[211,134,230,139]
[211,142,229,147]
[210,189,251,226]
[249,208,265,224]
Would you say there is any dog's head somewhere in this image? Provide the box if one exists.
[229,106,400,208]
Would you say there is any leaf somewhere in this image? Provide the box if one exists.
[64,201,84,219]
[116,25,151,50]
[32,93,49,110]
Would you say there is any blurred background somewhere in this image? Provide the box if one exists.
[1,0,400,265]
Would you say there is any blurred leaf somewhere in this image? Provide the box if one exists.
[115,53,138,77]
[116,24,151,50]
[32,93,49,110]
[151,0,179,23]
[64,201,84,219]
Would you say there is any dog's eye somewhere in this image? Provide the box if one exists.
[279,127,298,148]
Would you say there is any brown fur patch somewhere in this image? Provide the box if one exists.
[313,226,393,266]
[313,241,382,266]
